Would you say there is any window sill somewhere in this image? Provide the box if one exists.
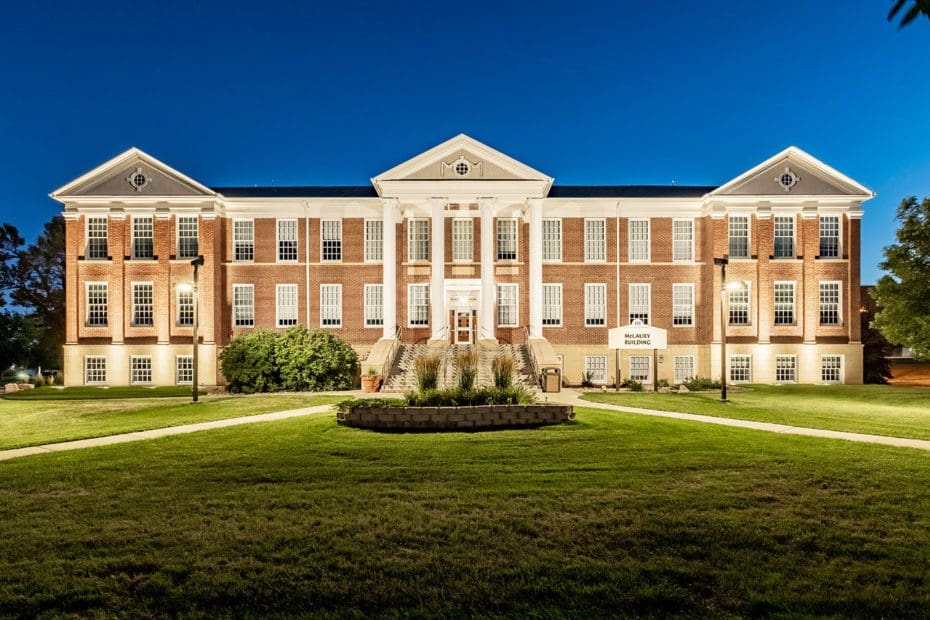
[79,257,112,262]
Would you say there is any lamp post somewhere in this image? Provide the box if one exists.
[714,257,729,402]
[190,255,204,403]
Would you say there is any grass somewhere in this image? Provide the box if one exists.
[582,383,930,440]
[2,386,202,400]
[1,408,930,617]
[0,393,343,450]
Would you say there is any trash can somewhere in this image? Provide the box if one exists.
[542,368,561,393]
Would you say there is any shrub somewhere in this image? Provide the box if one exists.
[405,385,535,407]
[581,371,596,388]
[621,378,643,392]
[657,378,670,389]
[413,353,442,392]
[32,373,45,387]
[491,352,515,389]
[219,330,281,393]
[682,376,721,391]
[337,397,406,412]
[275,327,358,391]
[456,348,478,391]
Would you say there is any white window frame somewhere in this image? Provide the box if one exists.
[276,283,299,328]
[233,283,254,328]
[130,355,153,385]
[130,282,154,327]
[320,284,342,328]
[821,355,843,384]
[628,218,650,262]
[629,356,651,383]
[176,355,194,385]
[774,281,796,326]
[85,281,108,327]
[775,355,797,384]
[452,218,474,262]
[542,218,562,262]
[672,218,694,262]
[542,283,562,327]
[84,355,107,385]
[131,215,154,260]
[232,219,254,263]
[584,218,606,263]
[729,354,752,383]
[819,215,842,258]
[408,218,430,262]
[774,215,795,259]
[497,283,519,327]
[496,218,518,261]
[364,283,384,328]
[176,287,194,327]
[628,283,651,325]
[320,219,343,263]
[585,355,608,385]
[407,283,429,327]
[276,219,299,263]
[85,216,109,259]
[364,218,384,263]
[819,281,842,326]
[672,283,694,327]
[728,283,751,326]
[674,356,695,384]
[728,215,750,259]
[584,283,607,327]
[176,215,199,259]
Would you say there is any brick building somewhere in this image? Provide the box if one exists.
[52,134,872,387]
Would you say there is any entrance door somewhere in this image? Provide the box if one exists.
[455,310,472,344]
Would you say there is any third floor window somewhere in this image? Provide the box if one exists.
[177,216,199,259]
[233,220,254,262]
[774,216,795,258]
[728,215,749,259]
[86,216,108,259]
[132,216,154,260]
[820,215,840,258]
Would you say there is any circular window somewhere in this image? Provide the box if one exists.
[780,173,793,187]
[454,162,470,176]
[133,173,147,187]
[127,168,150,191]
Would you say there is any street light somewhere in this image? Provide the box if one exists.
[714,257,730,403]
[185,255,205,403]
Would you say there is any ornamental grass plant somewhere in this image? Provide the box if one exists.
[413,353,442,392]
[491,352,515,389]
[456,347,479,391]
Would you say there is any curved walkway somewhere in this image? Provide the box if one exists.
[554,389,930,452]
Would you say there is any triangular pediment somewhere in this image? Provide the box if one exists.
[711,147,873,198]
[51,148,215,199]
[373,134,553,185]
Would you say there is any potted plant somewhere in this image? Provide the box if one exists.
[361,367,382,393]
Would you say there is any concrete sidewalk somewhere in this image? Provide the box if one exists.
[551,389,930,452]
[0,404,335,462]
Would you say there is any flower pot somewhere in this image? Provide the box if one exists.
[361,375,381,393]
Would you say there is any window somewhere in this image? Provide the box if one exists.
[86,282,108,326]
[130,356,152,385]
[585,356,608,385]
[728,215,749,258]
[728,285,750,325]
[776,355,797,383]
[86,216,108,259]
[320,284,342,327]
[497,283,518,327]
[820,281,841,325]
[176,355,193,385]
[821,355,842,383]
[177,216,199,258]
[452,219,473,262]
[729,355,751,383]
[629,283,650,324]
[131,282,153,326]
[365,284,383,327]
[584,283,606,327]
[630,356,650,382]
[277,219,298,262]
[321,219,342,262]
[629,219,650,262]
[542,219,562,261]
[84,356,106,385]
[542,284,562,326]
[774,216,795,258]
[674,356,695,384]
[672,283,694,327]
[774,282,796,325]
[233,284,254,327]
[408,284,429,326]
[497,219,518,261]
[672,219,693,262]
[408,219,429,261]
[233,220,254,262]
[276,284,298,327]
[177,288,194,326]
[132,216,154,260]
[365,219,383,262]
[584,219,606,262]
[820,215,840,258]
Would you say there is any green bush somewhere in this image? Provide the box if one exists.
[491,352,515,389]
[404,385,535,407]
[657,378,670,389]
[220,327,358,393]
[621,378,643,392]
[682,376,721,391]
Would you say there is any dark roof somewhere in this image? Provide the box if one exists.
[548,185,716,198]
[211,184,717,199]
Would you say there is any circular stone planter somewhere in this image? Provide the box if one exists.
[336,404,575,431]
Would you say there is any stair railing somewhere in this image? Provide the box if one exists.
[381,324,402,382]
[522,325,543,389]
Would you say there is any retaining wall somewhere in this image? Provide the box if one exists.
[337,404,574,430]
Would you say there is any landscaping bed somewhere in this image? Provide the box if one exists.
[337,402,574,430]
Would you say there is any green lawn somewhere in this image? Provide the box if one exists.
[0,393,343,450]
[582,383,930,440]
[0,408,929,617]
[2,386,202,400]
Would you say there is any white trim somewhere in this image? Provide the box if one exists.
[584,283,607,327]
[407,283,430,328]
[320,283,343,328]
[671,217,694,262]
[628,282,651,325]
[364,283,384,328]
[364,218,384,264]
[496,283,519,327]
[320,218,343,263]
[773,280,797,326]
[84,281,108,327]
[819,280,843,326]
[584,355,609,385]
[729,354,752,384]
[407,218,430,262]
[83,355,107,386]
[130,281,154,327]
[542,218,562,262]
[232,283,255,328]
[496,217,519,261]
[451,217,474,262]
[276,218,299,263]
[232,218,255,263]
[629,355,651,384]
[628,218,650,262]
[820,354,844,384]
[775,354,798,384]
[541,283,563,327]
[672,282,694,327]
[175,213,200,259]
[584,218,607,263]
[175,355,194,386]
[673,355,696,384]
[130,355,153,385]
[727,214,751,259]
[275,283,299,328]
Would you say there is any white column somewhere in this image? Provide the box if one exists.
[430,198,446,341]
[479,199,497,343]
[381,199,397,340]
[528,198,543,338]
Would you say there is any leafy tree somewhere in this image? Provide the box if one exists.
[218,330,281,393]
[0,311,39,371]
[861,292,893,384]
[873,196,930,359]
[888,0,930,27]
[275,327,358,391]
[0,223,24,306]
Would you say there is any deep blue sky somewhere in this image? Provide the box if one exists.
[2,1,928,282]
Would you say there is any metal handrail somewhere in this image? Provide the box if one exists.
[522,325,543,388]
[381,324,402,380]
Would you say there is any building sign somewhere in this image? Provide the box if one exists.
[608,323,668,350]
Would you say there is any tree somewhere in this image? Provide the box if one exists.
[861,294,893,383]
[0,223,24,306]
[888,0,930,27]
[0,311,39,371]
[872,197,930,359]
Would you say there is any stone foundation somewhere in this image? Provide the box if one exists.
[337,404,574,431]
